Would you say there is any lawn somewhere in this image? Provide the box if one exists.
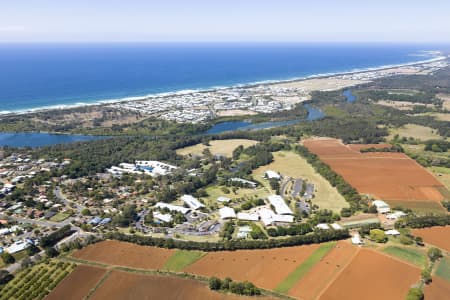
[389,124,443,141]
[253,151,349,212]
[50,212,72,222]
[202,184,269,208]
[274,242,336,294]
[162,250,205,272]
[176,139,258,157]
[435,256,450,282]
[382,246,427,268]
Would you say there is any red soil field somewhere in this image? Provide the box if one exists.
[303,138,445,203]
[46,265,106,300]
[289,241,359,300]
[412,226,450,252]
[319,249,421,300]
[90,271,273,300]
[72,240,175,270]
[424,276,450,300]
[184,244,319,290]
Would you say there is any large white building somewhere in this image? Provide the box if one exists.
[264,170,281,180]
[268,195,293,215]
[135,160,178,176]
[372,200,390,214]
[181,195,205,210]
[258,207,293,226]
[153,211,173,223]
[237,212,259,221]
[6,240,32,254]
[219,207,236,219]
[155,202,190,214]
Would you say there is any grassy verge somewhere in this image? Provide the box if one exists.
[274,242,336,294]
[162,250,205,272]
[50,212,72,222]
[382,246,427,268]
[435,256,450,281]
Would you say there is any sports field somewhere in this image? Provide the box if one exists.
[176,139,258,157]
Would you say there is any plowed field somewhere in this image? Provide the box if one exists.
[46,265,106,300]
[72,240,175,269]
[184,244,319,290]
[319,249,421,300]
[289,241,359,300]
[303,138,445,204]
[412,226,450,252]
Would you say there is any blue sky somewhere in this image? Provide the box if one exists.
[1,0,449,42]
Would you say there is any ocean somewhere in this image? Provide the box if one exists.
[0,43,444,113]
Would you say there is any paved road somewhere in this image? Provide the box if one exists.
[54,186,86,214]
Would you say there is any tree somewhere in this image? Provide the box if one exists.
[81,208,91,216]
[406,287,424,300]
[369,229,387,243]
[45,247,59,258]
[209,277,221,290]
[427,247,443,262]
[0,270,13,285]
[421,269,432,284]
[1,252,15,264]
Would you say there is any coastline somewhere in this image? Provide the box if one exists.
[0,54,446,117]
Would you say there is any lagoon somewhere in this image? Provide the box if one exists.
[0,132,104,148]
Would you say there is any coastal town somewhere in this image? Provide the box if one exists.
[109,58,448,123]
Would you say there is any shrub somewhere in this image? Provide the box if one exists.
[369,229,387,243]
[209,277,221,290]
[406,287,424,300]
[427,247,443,262]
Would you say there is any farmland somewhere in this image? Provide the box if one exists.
[435,256,450,281]
[274,242,336,293]
[288,241,359,300]
[72,240,175,270]
[46,265,106,300]
[389,124,443,141]
[318,249,421,300]
[424,276,450,300]
[89,271,258,300]
[184,243,320,290]
[412,226,450,252]
[176,139,258,157]
[381,246,427,268]
[303,138,446,211]
[162,250,205,272]
[252,151,348,212]
[0,260,75,300]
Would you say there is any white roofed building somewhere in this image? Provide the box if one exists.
[264,170,281,180]
[153,211,173,223]
[181,195,205,210]
[6,240,32,254]
[155,202,190,214]
[237,212,259,221]
[268,195,293,215]
[385,229,400,236]
[372,200,390,214]
[219,207,236,219]
[217,196,231,203]
[316,223,330,230]
[258,207,294,226]
[386,211,407,220]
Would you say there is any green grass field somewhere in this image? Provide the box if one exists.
[385,200,446,215]
[274,242,336,294]
[162,250,205,272]
[50,212,72,222]
[435,256,450,282]
[382,246,427,268]
[253,151,348,212]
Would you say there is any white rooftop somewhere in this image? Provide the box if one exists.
[217,196,231,203]
[153,211,173,223]
[316,223,330,230]
[268,195,293,215]
[331,223,343,230]
[265,170,281,180]
[237,212,259,221]
[155,202,190,214]
[385,229,400,236]
[219,207,236,219]
[181,195,205,210]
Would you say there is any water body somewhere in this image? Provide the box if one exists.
[0,133,104,148]
[206,104,325,134]
[0,43,441,113]
[343,89,357,103]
